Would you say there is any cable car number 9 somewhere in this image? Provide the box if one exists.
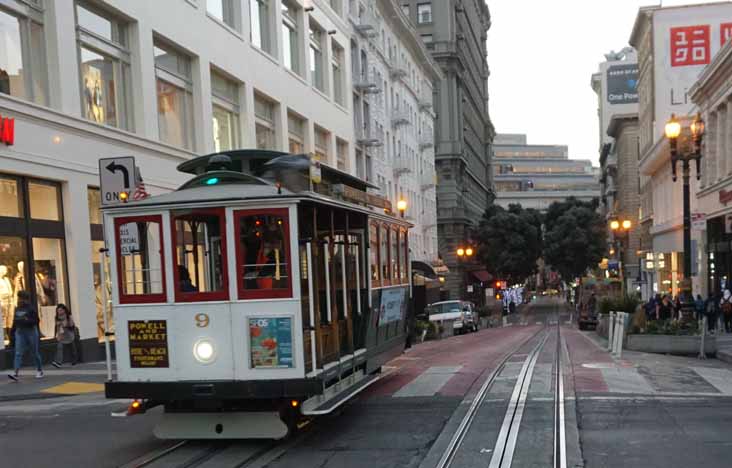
[195,313,210,328]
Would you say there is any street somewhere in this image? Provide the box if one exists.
[3,298,732,467]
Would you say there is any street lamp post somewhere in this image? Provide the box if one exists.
[665,113,704,299]
[610,218,633,293]
[456,245,474,299]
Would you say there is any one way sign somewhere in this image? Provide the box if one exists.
[99,156,136,205]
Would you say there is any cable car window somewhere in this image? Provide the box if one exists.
[114,216,166,304]
[235,209,292,299]
[380,224,390,285]
[400,228,408,283]
[370,222,379,286]
[171,208,228,302]
[391,228,398,281]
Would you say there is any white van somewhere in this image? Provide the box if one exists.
[426,300,479,335]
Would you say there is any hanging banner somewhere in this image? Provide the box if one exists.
[128,320,169,368]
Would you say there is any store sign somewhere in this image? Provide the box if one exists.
[652,5,732,140]
[128,320,169,368]
[0,115,14,145]
[249,317,294,369]
[119,223,140,256]
[692,212,707,230]
[607,64,639,104]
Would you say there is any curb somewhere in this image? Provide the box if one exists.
[0,392,70,402]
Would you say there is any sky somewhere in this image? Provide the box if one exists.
[487,0,714,165]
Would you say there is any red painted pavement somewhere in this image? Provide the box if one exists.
[563,326,611,393]
[363,326,542,399]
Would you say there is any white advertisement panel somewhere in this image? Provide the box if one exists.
[653,4,732,141]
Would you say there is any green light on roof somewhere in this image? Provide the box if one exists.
[205,177,220,185]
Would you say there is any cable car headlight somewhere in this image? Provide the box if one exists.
[193,339,216,364]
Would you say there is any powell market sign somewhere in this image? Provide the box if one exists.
[0,114,14,146]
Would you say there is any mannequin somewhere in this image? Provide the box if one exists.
[0,265,13,338]
[13,261,25,301]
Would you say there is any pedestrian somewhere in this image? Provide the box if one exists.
[509,300,516,315]
[720,289,732,333]
[7,290,43,381]
[706,292,720,334]
[659,295,673,321]
[695,294,706,321]
[51,304,78,368]
[654,294,662,320]
[644,296,657,321]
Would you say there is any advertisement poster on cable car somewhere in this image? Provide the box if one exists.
[380,288,406,325]
[127,320,169,368]
[249,317,294,368]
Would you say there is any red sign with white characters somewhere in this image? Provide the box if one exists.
[722,23,732,46]
[671,25,711,67]
[0,115,14,146]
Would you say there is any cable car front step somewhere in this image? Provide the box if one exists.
[301,369,391,416]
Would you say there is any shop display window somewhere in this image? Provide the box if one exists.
[32,238,67,340]
[0,237,27,345]
[29,180,61,221]
[171,209,229,302]
[234,209,291,299]
[0,176,23,218]
[114,216,166,304]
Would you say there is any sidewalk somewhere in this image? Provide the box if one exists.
[0,361,114,402]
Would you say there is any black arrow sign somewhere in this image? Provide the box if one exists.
[106,162,130,189]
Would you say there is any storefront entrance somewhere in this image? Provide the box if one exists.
[0,173,69,346]
[707,215,732,296]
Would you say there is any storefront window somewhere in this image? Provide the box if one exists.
[91,240,112,343]
[155,42,194,150]
[235,209,291,299]
[0,176,23,218]
[87,188,102,225]
[0,236,27,345]
[115,216,166,303]
[29,180,61,221]
[0,6,48,105]
[33,237,67,340]
[172,209,228,301]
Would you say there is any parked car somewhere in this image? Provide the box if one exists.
[426,300,479,335]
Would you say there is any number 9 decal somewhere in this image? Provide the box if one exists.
[195,313,210,328]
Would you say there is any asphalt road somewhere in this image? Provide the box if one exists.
[4,298,732,468]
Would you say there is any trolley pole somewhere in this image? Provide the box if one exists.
[99,248,113,381]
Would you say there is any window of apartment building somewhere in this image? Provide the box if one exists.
[76,2,132,130]
[207,0,238,30]
[417,3,431,24]
[309,23,324,92]
[421,34,433,44]
[0,3,48,105]
[255,93,276,150]
[329,0,342,16]
[154,40,195,150]
[401,5,409,17]
[250,0,272,53]
[314,126,329,161]
[281,1,300,74]
[211,70,240,152]
[331,42,344,106]
[287,112,305,153]
[336,138,347,170]
[355,148,364,179]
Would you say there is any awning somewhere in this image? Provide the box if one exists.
[471,270,491,282]
[411,260,438,279]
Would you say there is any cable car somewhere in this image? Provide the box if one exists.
[103,150,412,439]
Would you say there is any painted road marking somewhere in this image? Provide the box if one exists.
[600,367,654,394]
[41,382,105,395]
[394,366,462,397]
[691,367,732,395]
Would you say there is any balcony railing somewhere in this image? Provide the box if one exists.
[393,157,412,176]
[391,109,410,128]
[418,135,434,150]
[356,127,383,147]
[349,6,379,38]
[353,72,382,94]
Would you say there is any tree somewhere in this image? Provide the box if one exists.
[476,204,542,284]
[543,200,606,281]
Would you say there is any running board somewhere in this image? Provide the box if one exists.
[301,370,387,416]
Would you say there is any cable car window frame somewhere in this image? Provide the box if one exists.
[170,207,229,303]
[233,208,293,300]
[113,214,167,304]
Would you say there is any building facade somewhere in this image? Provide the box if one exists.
[691,40,732,297]
[400,0,495,299]
[630,3,732,298]
[591,48,641,295]
[348,0,442,264]
[0,0,364,362]
[493,134,601,211]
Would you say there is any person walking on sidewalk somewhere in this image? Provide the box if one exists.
[706,291,721,334]
[51,304,78,368]
[720,289,732,333]
[7,290,43,381]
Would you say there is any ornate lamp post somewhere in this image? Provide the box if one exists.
[609,218,633,292]
[665,113,705,298]
[456,245,474,299]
